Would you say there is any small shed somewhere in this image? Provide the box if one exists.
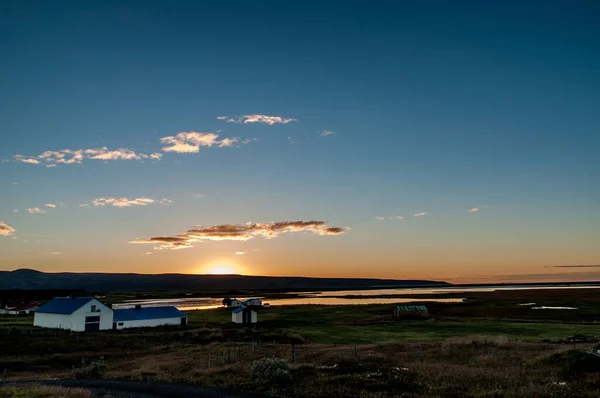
[394,305,428,318]
[113,305,187,330]
[232,306,257,324]
[244,298,262,307]
[230,299,244,308]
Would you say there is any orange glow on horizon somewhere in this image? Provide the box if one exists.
[197,258,246,275]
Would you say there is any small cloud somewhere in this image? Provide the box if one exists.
[160,131,238,153]
[241,138,258,145]
[192,193,205,199]
[27,207,46,214]
[13,209,18,213]
[45,204,57,208]
[144,252,153,256]
[0,221,16,236]
[395,216,404,220]
[414,212,427,217]
[12,182,19,185]
[469,205,490,213]
[14,147,161,166]
[218,114,298,125]
[236,251,246,255]
[288,137,295,144]
[79,204,90,208]
[252,248,260,252]
[130,220,347,251]
[45,252,62,255]
[375,216,385,220]
[90,197,158,208]
[319,130,335,137]
[158,199,174,205]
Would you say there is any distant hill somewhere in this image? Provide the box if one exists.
[0,269,450,292]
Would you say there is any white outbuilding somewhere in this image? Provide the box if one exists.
[34,297,113,332]
[34,297,187,332]
[229,299,244,308]
[244,298,262,307]
[113,305,187,329]
[232,306,257,324]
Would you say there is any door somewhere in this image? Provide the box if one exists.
[243,309,251,324]
[180,317,187,326]
[85,315,101,332]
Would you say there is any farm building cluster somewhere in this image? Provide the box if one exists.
[33,297,187,332]
[0,301,39,315]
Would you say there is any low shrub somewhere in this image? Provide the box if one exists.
[536,350,600,379]
[251,357,292,388]
[72,357,107,380]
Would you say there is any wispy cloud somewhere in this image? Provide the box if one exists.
[27,207,46,214]
[469,205,490,213]
[14,147,162,167]
[414,212,427,217]
[130,220,347,251]
[217,114,298,125]
[13,209,18,213]
[86,197,173,208]
[548,265,600,268]
[375,216,385,220]
[395,216,404,220]
[235,251,246,256]
[192,193,205,199]
[79,204,90,208]
[319,130,335,137]
[160,131,239,153]
[44,204,56,208]
[45,252,62,255]
[0,222,15,236]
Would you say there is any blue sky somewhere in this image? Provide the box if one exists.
[1,0,599,282]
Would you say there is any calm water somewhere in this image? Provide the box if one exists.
[113,284,599,311]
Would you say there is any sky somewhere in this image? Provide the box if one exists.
[1,0,599,283]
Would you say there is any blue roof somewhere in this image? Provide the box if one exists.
[232,306,247,314]
[114,306,186,322]
[36,297,95,314]
[395,305,428,311]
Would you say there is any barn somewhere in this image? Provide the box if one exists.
[231,306,257,324]
[34,297,113,332]
[34,297,187,332]
[393,305,429,318]
[113,305,187,330]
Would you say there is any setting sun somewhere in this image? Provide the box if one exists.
[197,258,245,275]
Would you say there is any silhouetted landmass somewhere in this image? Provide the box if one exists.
[0,268,449,292]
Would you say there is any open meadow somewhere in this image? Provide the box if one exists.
[2,288,600,397]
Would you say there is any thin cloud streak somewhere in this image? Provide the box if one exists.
[217,114,298,125]
[319,130,335,136]
[14,147,162,166]
[414,212,427,217]
[27,207,46,214]
[0,222,16,236]
[130,220,347,251]
[84,197,174,208]
[160,131,239,153]
[549,265,600,268]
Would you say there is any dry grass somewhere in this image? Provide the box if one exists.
[0,384,104,398]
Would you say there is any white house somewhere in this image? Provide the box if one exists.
[113,305,187,330]
[229,299,244,308]
[244,298,262,307]
[34,297,113,332]
[34,297,187,332]
[232,306,257,324]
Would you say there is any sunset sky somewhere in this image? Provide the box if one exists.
[1,1,599,283]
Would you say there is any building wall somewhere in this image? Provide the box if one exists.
[230,300,243,307]
[251,310,257,323]
[71,299,114,331]
[232,311,243,323]
[34,299,114,331]
[116,317,184,330]
[245,299,262,306]
[34,312,74,330]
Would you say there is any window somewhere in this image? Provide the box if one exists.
[118,322,124,326]
[85,316,101,322]
[91,305,97,312]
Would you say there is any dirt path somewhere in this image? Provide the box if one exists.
[3,380,267,398]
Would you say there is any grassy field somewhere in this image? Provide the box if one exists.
[2,288,600,397]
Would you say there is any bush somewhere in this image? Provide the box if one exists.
[251,357,292,388]
[537,350,600,379]
[73,357,107,380]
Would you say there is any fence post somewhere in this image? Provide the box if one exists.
[208,353,211,369]
[355,345,358,361]
[228,348,231,364]
[418,341,423,363]
[292,343,296,363]
[238,346,241,359]
[1,368,7,383]
[222,350,225,365]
